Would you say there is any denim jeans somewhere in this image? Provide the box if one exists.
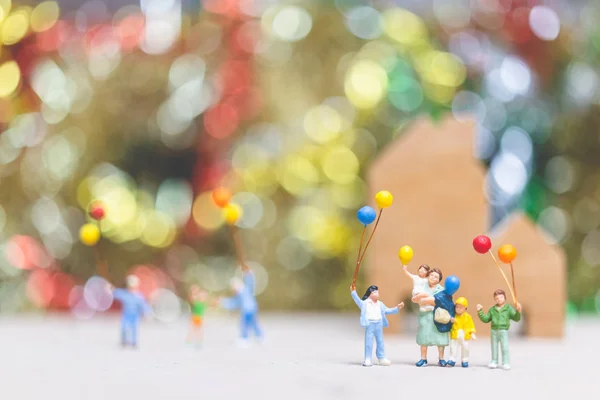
[364,320,385,361]
[121,317,139,345]
[240,311,262,339]
[491,329,510,364]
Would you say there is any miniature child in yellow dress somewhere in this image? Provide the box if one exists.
[448,297,476,368]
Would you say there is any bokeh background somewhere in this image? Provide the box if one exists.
[1,0,599,320]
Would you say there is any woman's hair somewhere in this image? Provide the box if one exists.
[428,268,443,282]
[418,264,431,273]
[362,285,379,300]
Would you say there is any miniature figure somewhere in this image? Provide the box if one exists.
[410,268,449,367]
[108,275,152,348]
[477,289,522,370]
[402,264,430,297]
[186,285,208,347]
[219,264,264,347]
[448,297,476,367]
[350,283,404,367]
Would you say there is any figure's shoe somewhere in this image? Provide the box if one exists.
[363,359,372,367]
[438,359,448,367]
[236,338,249,348]
[488,362,498,369]
[502,364,511,370]
[377,358,391,366]
[461,362,469,368]
[446,361,456,367]
[415,359,428,367]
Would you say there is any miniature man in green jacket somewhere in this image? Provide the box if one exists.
[477,289,522,371]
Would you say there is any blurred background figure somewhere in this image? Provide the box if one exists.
[186,284,207,347]
[219,265,263,347]
[0,0,598,326]
[109,274,152,348]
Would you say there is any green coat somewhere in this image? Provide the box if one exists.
[191,301,206,316]
[477,304,520,330]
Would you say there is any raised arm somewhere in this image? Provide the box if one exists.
[402,265,416,280]
[242,270,255,293]
[477,305,492,323]
[350,290,363,308]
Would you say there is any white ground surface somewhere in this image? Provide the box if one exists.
[0,313,593,400]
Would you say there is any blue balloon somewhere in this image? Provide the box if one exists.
[357,206,377,225]
[444,275,460,296]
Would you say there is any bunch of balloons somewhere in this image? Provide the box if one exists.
[356,191,394,226]
[212,187,242,225]
[79,201,106,246]
[472,235,518,304]
[212,187,246,266]
[352,190,394,286]
[79,200,109,278]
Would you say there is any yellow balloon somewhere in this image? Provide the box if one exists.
[398,246,413,265]
[80,223,100,246]
[375,190,393,208]
[223,203,242,225]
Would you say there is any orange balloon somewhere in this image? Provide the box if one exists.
[212,187,231,208]
[498,244,517,264]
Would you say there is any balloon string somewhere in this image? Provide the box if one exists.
[230,225,247,271]
[93,246,108,279]
[358,209,383,266]
[509,262,518,304]
[488,250,517,305]
[352,226,367,287]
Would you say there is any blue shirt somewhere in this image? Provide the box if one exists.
[113,289,151,320]
[221,271,258,314]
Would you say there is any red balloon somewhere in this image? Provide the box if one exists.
[473,235,492,254]
[88,202,106,220]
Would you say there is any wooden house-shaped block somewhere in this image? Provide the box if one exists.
[366,116,566,337]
